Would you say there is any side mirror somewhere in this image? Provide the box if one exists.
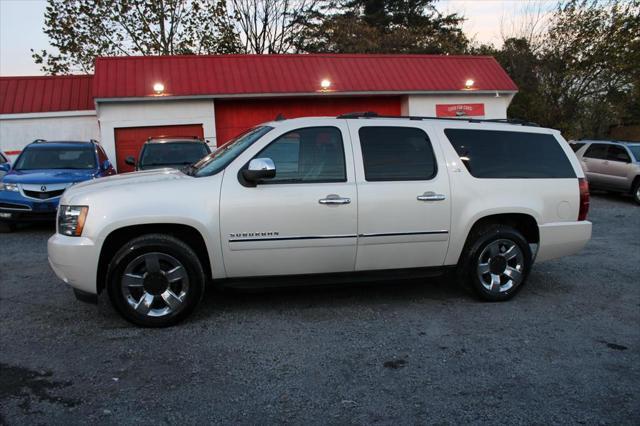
[0,163,10,173]
[125,156,136,166]
[242,158,276,183]
[101,160,111,171]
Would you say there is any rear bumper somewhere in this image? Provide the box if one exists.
[48,233,99,294]
[537,221,592,262]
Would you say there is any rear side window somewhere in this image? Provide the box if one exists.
[583,144,608,159]
[359,127,437,181]
[257,127,346,183]
[444,129,576,179]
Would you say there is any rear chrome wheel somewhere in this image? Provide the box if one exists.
[476,239,525,294]
[107,234,205,327]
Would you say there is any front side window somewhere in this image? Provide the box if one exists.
[192,126,273,177]
[255,127,346,183]
[359,126,436,181]
[445,129,576,179]
[14,146,97,170]
[583,144,608,159]
[605,145,630,163]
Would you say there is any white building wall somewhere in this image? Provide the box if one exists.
[0,111,99,161]
[96,99,217,169]
[402,93,515,119]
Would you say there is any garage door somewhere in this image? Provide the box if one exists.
[215,96,402,145]
[114,124,204,172]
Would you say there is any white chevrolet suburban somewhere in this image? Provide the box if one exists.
[48,114,592,327]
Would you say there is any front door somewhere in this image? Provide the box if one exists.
[602,145,633,190]
[219,121,357,277]
[348,122,451,271]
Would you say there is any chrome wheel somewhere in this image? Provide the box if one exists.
[121,252,190,317]
[477,239,524,293]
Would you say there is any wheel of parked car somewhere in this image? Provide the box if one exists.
[633,180,640,205]
[107,234,205,327]
[459,225,532,301]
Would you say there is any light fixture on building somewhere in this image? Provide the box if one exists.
[464,79,475,90]
[320,79,331,90]
[153,82,165,94]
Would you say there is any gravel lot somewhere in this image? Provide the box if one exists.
[1,193,639,425]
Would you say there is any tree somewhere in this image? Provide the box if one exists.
[229,0,323,54]
[33,0,240,74]
[300,0,468,54]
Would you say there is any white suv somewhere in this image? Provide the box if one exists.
[48,114,592,327]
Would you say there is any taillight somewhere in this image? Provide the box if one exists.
[578,178,590,221]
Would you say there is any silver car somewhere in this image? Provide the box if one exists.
[573,140,640,204]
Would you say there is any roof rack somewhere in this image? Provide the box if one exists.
[336,112,539,127]
[32,139,47,143]
[147,135,201,141]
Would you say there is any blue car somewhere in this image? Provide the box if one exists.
[0,140,115,231]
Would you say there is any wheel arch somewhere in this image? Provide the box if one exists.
[97,223,212,294]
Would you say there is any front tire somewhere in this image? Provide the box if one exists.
[107,234,205,327]
[459,225,532,301]
[632,180,640,205]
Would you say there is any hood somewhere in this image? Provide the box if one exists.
[63,168,190,201]
[3,168,97,185]
[139,164,185,171]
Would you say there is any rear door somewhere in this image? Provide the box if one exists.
[581,143,609,187]
[348,122,451,271]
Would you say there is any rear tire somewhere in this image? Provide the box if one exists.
[459,225,532,302]
[632,180,640,205]
[106,234,205,327]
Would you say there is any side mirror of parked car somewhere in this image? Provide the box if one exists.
[242,158,276,183]
[125,156,136,166]
[0,163,10,173]
[101,160,112,171]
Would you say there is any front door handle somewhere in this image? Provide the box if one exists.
[319,194,351,205]
[417,191,446,202]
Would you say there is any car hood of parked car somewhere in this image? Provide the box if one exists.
[3,168,98,185]
[63,168,190,201]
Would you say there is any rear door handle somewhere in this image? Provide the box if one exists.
[319,194,351,205]
[417,191,446,201]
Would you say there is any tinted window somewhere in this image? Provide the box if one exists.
[606,145,630,162]
[359,127,436,181]
[584,144,608,159]
[570,143,585,152]
[444,129,576,179]
[257,127,346,183]
[628,145,640,161]
[14,146,97,170]
[141,143,210,167]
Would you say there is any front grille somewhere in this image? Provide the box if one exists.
[23,189,65,200]
[0,202,31,210]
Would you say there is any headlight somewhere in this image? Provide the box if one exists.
[58,205,89,237]
[1,183,19,192]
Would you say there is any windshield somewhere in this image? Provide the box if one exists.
[14,146,96,170]
[628,145,640,161]
[140,142,210,167]
[187,126,273,177]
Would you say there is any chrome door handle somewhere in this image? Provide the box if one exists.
[319,194,351,205]
[417,191,446,201]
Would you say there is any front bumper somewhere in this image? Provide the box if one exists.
[48,233,99,295]
[537,220,592,262]
[0,190,60,222]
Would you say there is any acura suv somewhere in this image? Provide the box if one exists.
[48,114,592,327]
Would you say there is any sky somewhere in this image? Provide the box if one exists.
[0,0,557,76]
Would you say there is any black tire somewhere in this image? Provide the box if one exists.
[632,180,640,205]
[0,221,15,233]
[106,234,205,327]
[458,224,532,302]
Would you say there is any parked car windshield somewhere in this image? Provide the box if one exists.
[188,126,273,177]
[627,145,640,161]
[140,142,210,167]
[14,146,96,170]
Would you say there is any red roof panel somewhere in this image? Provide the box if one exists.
[93,54,517,99]
[0,75,94,114]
